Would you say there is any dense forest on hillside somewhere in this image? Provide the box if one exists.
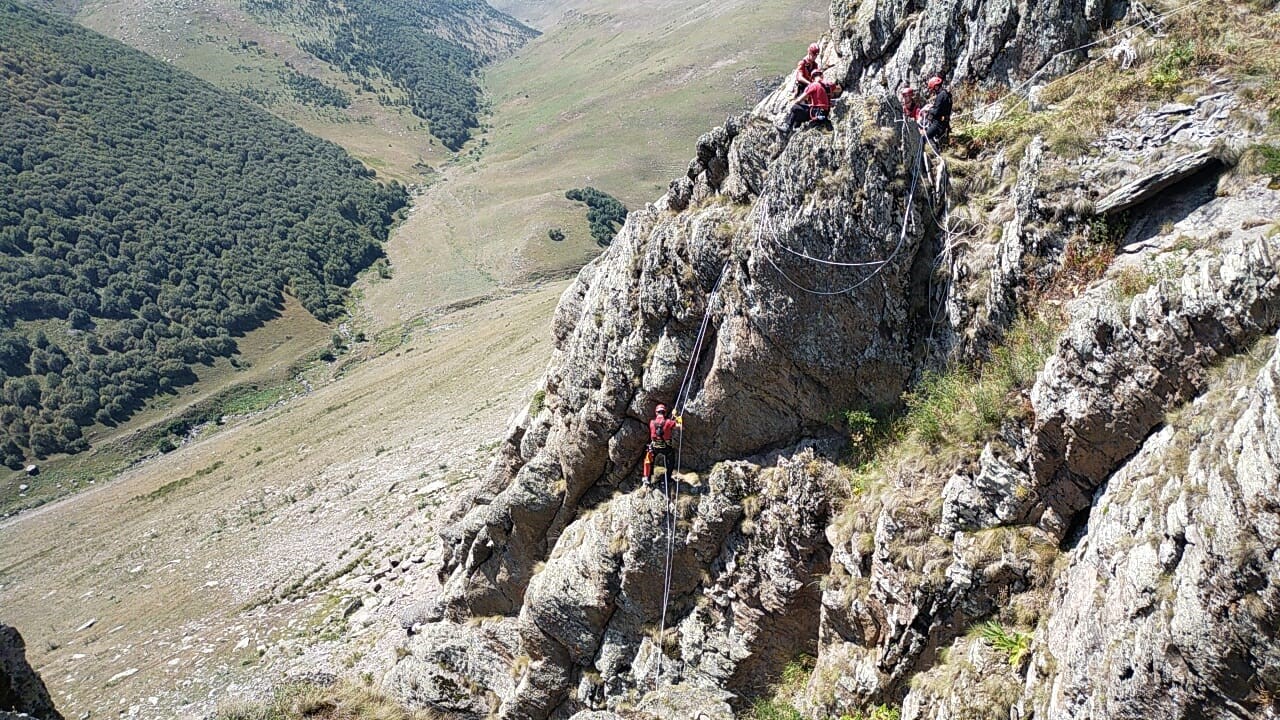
[0,0,407,465]
[244,0,534,150]
[283,69,351,109]
[565,188,628,246]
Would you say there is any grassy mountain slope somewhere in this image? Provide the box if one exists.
[0,0,407,463]
[0,284,562,719]
[360,0,828,326]
[240,0,536,150]
[0,4,827,711]
[27,0,534,182]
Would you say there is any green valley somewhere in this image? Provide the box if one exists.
[0,0,407,464]
[24,0,534,183]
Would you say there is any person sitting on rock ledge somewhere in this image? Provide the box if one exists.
[781,69,840,136]
[644,403,681,481]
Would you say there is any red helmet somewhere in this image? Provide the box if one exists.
[901,87,915,97]
[808,43,820,55]
[655,404,667,415]
[927,76,944,90]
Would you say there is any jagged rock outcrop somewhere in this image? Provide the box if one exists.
[812,186,1280,717]
[0,625,62,720]
[1027,328,1280,718]
[1026,234,1280,539]
[832,0,1128,95]
[388,0,1280,718]
[417,89,939,717]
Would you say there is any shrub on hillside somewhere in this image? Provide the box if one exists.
[565,187,628,246]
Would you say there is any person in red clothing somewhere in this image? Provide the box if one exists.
[643,403,680,481]
[900,86,921,121]
[782,69,834,134]
[791,43,821,98]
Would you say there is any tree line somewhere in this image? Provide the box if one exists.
[0,0,408,465]
[283,70,351,109]
[245,0,532,150]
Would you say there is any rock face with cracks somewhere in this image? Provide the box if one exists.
[388,0,1280,718]
[423,88,936,712]
[1027,330,1280,719]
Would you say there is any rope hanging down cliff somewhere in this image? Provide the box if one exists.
[652,260,728,687]
[650,121,928,683]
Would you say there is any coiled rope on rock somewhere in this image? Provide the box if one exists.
[758,128,928,297]
[650,112,931,686]
[647,2,1217,685]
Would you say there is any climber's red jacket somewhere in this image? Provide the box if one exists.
[795,56,818,85]
[799,80,830,110]
[650,416,678,444]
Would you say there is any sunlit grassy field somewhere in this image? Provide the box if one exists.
[359,0,828,326]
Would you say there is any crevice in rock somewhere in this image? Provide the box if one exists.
[1121,160,1228,250]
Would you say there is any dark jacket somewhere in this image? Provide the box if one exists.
[923,87,953,140]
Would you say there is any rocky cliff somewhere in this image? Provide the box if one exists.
[1,624,62,720]
[387,0,1280,718]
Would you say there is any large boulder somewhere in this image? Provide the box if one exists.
[0,625,62,720]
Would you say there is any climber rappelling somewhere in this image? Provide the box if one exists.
[643,403,681,482]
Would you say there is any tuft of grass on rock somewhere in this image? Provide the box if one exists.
[902,312,1062,449]
[528,389,547,417]
[979,621,1032,669]
[748,699,805,720]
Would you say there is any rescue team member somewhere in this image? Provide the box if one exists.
[900,86,921,121]
[643,403,680,481]
[921,75,952,145]
[792,43,821,98]
[783,69,837,134]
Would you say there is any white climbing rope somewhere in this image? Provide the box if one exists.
[652,260,729,687]
[758,131,927,297]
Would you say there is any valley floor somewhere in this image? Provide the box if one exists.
[0,284,564,719]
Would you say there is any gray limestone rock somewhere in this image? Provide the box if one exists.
[431,91,936,637]
[389,0,1280,718]
[1028,329,1280,718]
[1095,148,1224,215]
[1027,228,1280,538]
[382,621,517,718]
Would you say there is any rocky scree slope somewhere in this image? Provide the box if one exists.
[386,0,1280,718]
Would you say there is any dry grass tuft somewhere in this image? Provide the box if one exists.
[213,679,446,720]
